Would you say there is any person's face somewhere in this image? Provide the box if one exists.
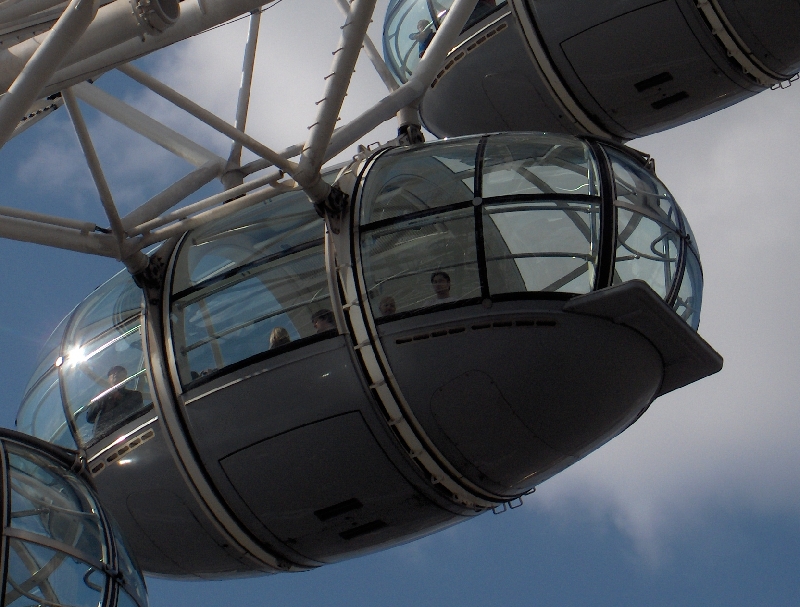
[313,318,327,331]
[108,371,125,387]
[379,298,396,315]
[432,275,450,297]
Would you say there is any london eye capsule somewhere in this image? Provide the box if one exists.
[16,133,721,579]
[383,0,800,139]
[0,430,148,607]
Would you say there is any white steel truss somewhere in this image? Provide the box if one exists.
[0,0,480,274]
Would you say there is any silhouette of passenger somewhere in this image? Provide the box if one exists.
[410,20,434,57]
[379,296,397,316]
[311,309,336,333]
[430,271,456,303]
[269,326,291,349]
[86,366,143,438]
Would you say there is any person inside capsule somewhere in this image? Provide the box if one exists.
[269,326,291,349]
[379,296,397,316]
[410,19,434,57]
[86,366,144,437]
[430,271,455,304]
[311,309,336,333]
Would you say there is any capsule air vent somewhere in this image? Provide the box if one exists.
[339,520,387,540]
[395,319,557,345]
[90,428,156,476]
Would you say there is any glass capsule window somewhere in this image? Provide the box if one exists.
[0,436,148,607]
[60,273,153,447]
[383,0,508,84]
[359,133,603,317]
[170,188,335,389]
[18,272,153,449]
[357,133,703,329]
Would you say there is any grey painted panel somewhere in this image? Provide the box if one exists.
[220,412,456,562]
[561,0,749,135]
[182,338,367,464]
[378,302,662,495]
[126,490,253,579]
[430,369,563,487]
[525,0,659,44]
[420,16,574,137]
[716,0,800,74]
[89,423,251,578]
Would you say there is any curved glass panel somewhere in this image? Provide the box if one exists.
[359,134,702,329]
[383,0,507,83]
[60,272,152,447]
[613,208,680,299]
[108,519,147,607]
[16,370,76,450]
[7,446,106,564]
[674,248,703,330]
[1,438,149,607]
[171,189,324,293]
[5,539,105,607]
[24,315,70,400]
[485,200,599,295]
[605,145,681,231]
[362,207,480,316]
[605,145,688,303]
[171,189,332,388]
[483,134,600,198]
[360,139,478,225]
[360,134,604,318]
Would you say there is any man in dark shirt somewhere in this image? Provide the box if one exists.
[86,366,143,438]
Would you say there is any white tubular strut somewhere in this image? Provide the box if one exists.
[117,63,297,176]
[0,0,97,150]
[226,9,262,180]
[324,0,479,162]
[0,0,275,101]
[296,0,378,204]
[72,81,222,168]
[334,0,399,94]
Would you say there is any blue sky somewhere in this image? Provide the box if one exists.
[1,1,799,605]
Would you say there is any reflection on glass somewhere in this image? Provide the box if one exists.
[1,439,149,607]
[362,208,480,316]
[383,0,507,83]
[360,139,477,225]
[108,519,147,607]
[613,209,679,299]
[170,188,333,387]
[24,314,70,400]
[674,249,703,330]
[7,448,106,563]
[485,201,599,295]
[5,539,104,607]
[171,189,324,294]
[16,370,76,449]
[605,146,680,231]
[483,134,600,198]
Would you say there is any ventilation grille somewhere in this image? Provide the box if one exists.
[90,428,155,476]
[430,22,509,89]
[395,318,557,345]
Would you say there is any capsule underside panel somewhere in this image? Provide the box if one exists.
[377,302,662,496]
[88,420,260,579]
[414,0,798,139]
[716,0,800,75]
[420,12,575,137]
[181,335,465,564]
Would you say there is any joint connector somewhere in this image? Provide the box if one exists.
[313,184,350,223]
[397,124,425,146]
